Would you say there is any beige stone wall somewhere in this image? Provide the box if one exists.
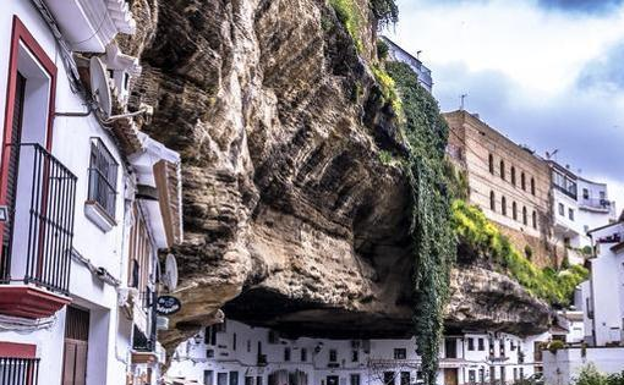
[497,224,559,268]
[444,110,557,268]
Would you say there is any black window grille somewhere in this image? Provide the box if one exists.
[0,357,40,385]
[87,138,118,219]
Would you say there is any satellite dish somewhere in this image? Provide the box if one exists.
[163,253,179,292]
[89,56,112,118]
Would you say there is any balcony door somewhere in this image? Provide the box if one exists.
[62,306,90,385]
[0,73,25,280]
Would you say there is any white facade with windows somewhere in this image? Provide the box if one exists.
[0,1,182,384]
[549,161,616,256]
[585,221,624,347]
[544,220,624,383]
[380,37,433,93]
[167,320,548,385]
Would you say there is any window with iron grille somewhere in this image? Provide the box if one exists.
[88,138,118,219]
[0,357,40,385]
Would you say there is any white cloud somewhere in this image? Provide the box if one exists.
[387,0,624,93]
[383,0,624,207]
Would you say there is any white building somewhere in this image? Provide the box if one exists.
[543,219,624,383]
[543,347,624,385]
[0,1,183,384]
[585,220,624,347]
[167,319,548,385]
[549,161,616,263]
[380,37,433,93]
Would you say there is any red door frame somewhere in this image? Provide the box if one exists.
[0,16,57,275]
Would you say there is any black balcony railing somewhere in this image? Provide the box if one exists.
[0,357,40,385]
[0,143,77,294]
[580,198,612,211]
[133,289,158,352]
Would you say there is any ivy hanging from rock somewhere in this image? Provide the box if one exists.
[385,61,457,385]
[369,0,399,27]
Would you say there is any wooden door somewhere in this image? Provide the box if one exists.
[444,369,458,385]
[62,307,90,385]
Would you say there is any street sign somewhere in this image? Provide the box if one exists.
[156,295,181,315]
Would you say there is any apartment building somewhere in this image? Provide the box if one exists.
[380,37,433,93]
[549,161,616,261]
[543,218,624,384]
[167,319,546,385]
[444,110,555,267]
[0,1,183,384]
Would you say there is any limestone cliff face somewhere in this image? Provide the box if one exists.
[120,0,551,349]
[447,266,551,336]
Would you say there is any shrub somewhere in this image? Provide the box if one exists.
[377,39,389,60]
[443,160,469,200]
[561,255,570,269]
[524,245,533,260]
[329,0,364,52]
[606,372,624,385]
[378,150,394,165]
[547,340,565,354]
[451,200,590,306]
[581,245,593,256]
[371,64,402,118]
[575,364,609,385]
[369,0,399,27]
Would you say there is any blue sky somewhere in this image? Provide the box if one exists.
[386,0,624,210]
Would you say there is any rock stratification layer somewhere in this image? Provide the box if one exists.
[121,0,551,349]
[446,266,552,336]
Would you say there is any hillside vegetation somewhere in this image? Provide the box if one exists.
[452,199,589,306]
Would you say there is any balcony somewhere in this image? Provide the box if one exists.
[0,356,40,385]
[554,184,577,200]
[132,288,158,367]
[596,232,622,244]
[0,143,77,319]
[133,290,157,352]
[579,198,614,213]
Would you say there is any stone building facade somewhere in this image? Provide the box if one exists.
[444,110,557,267]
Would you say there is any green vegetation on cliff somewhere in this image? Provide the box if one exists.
[452,199,589,306]
[370,0,399,26]
[329,0,398,52]
[384,61,587,383]
[386,61,456,385]
[371,64,403,116]
[329,0,364,52]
